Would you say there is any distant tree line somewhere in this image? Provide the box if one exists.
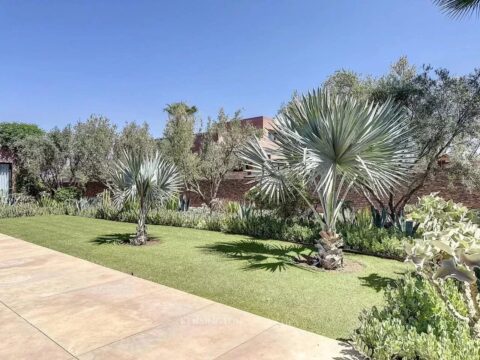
[2,57,479,214]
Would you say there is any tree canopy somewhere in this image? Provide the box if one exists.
[0,122,44,150]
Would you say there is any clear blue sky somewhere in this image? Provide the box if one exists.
[0,0,478,136]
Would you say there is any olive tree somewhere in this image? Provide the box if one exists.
[239,89,413,269]
[319,59,480,225]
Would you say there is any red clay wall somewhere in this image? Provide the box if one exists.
[83,172,480,209]
[187,173,480,209]
[85,181,107,197]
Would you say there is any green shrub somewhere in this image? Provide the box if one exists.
[0,202,65,218]
[338,206,407,259]
[0,192,409,259]
[281,223,316,243]
[406,193,478,234]
[163,195,179,211]
[354,274,480,359]
[225,201,241,215]
[53,187,81,202]
[339,224,407,259]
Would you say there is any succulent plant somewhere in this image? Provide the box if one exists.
[406,195,480,338]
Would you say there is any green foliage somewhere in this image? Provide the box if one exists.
[340,225,408,259]
[354,274,480,359]
[163,195,180,211]
[245,184,312,218]
[221,214,319,243]
[406,193,476,234]
[317,59,480,220]
[15,130,70,194]
[0,192,415,260]
[160,102,198,183]
[339,207,408,259]
[282,223,316,243]
[0,122,44,150]
[114,121,158,158]
[53,187,81,202]
[225,201,241,215]
[0,202,66,218]
[405,195,480,323]
[69,115,117,184]
[195,109,258,207]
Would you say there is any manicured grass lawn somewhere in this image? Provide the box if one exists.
[0,215,409,339]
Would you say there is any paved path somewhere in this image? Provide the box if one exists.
[0,233,361,359]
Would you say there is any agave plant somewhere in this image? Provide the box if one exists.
[109,150,181,245]
[238,89,413,269]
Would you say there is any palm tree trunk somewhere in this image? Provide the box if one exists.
[315,170,344,270]
[133,198,148,246]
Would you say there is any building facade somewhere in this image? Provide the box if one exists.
[0,147,15,201]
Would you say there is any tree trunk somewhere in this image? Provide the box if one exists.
[314,171,344,270]
[132,199,148,246]
[314,230,344,270]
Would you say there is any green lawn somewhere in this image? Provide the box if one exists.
[0,215,409,339]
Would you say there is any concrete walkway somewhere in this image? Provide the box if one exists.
[0,233,361,360]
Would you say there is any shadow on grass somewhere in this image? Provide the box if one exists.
[91,233,159,246]
[358,273,397,292]
[199,240,315,272]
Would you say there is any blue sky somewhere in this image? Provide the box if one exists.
[0,0,478,136]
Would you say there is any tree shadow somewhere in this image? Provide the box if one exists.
[91,233,159,246]
[358,273,397,292]
[199,240,315,272]
[332,341,365,359]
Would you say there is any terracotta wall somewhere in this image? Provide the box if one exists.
[85,181,107,197]
[82,170,480,209]
[188,172,480,209]
[187,179,254,206]
[344,173,480,209]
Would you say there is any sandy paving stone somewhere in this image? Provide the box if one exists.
[0,303,72,360]
[1,234,362,359]
[79,303,277,360]
[216,323,359,360]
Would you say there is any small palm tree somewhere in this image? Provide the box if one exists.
[239,89,414,269]
[109,150,181,245]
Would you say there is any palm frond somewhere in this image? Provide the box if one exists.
[434,0,480,18]
[109,150,181,210]
[239,88,415,230]
[237,138,295,204]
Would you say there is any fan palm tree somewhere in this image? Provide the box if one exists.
[238,89,414,269]
[109,150,181,245]
[434,0,480,17]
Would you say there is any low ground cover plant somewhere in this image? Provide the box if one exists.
[354,274,480,359]
[354,195,480,358]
